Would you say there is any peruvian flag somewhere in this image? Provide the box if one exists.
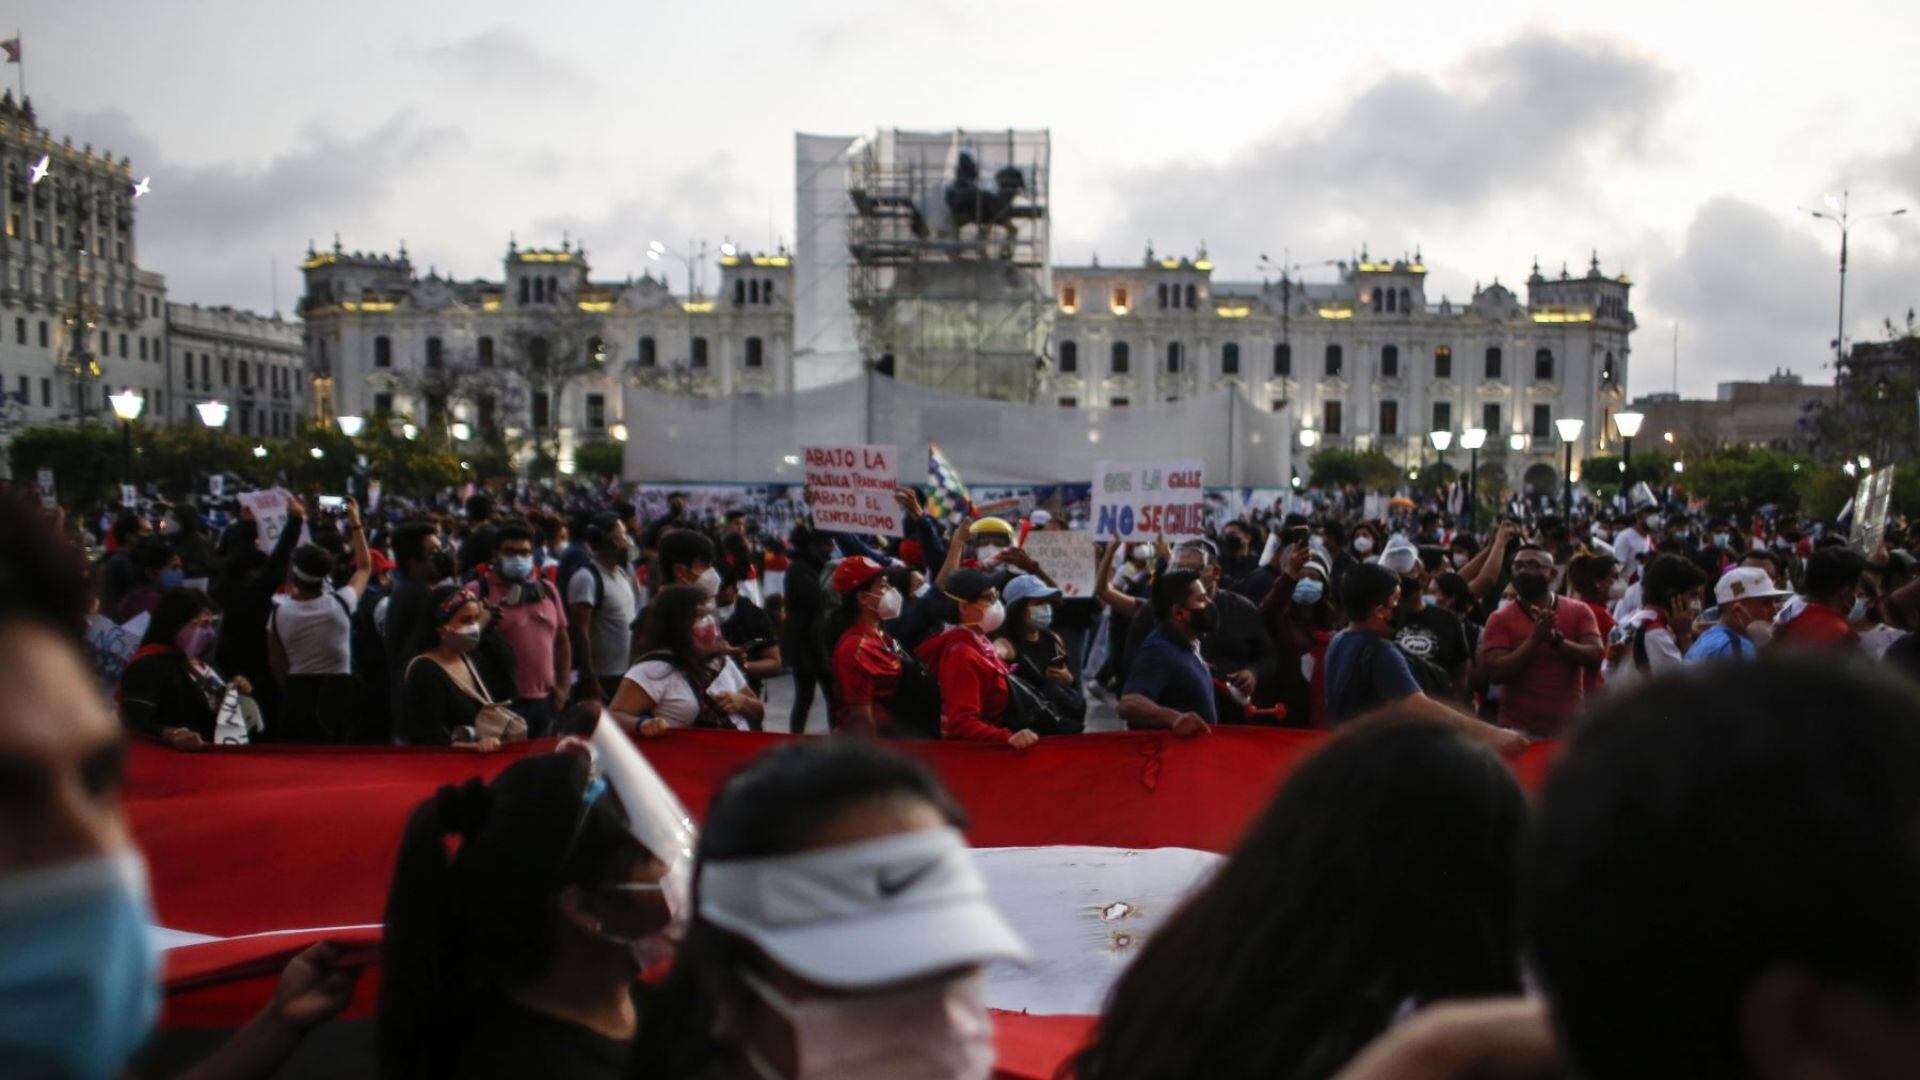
[132,730,1558,1077]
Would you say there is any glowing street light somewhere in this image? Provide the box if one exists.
[336,414,365,437]
[108,390,144,483]
[610,422,629,443]
[309,447,325,460]
[1508,433,1528,452]
[196,400,229,428]
[1457,427,1488,529]
[252,445,268,458]
[401,423,419,441]
[1429,430,1453,451]
[450,421,472,441]
[1555,419,1585,526]
[1298,427,1319,448]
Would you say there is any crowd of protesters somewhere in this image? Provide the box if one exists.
[6,470,1920,1079]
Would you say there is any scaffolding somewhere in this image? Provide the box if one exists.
[847,129,1052,403]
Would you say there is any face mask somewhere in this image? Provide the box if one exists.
[977,545,1006,566]
[175,622,216,660]
[1422,594,1438,608]
[159,567,185,590]
[740,968,995,1080]
[692,617,723,651]
[0,850,161,1080]
[972,600,1006,634]
[716,604,738,623]
[1712,533,1730,548]
[695,566,722,597]
[444,624,483,654]
[1292,577,1325,605]
[1744,617,1774,645]
[500,554,535,582]
[1449,553,1468,569]
[1513,572,1552,604]
[587,881,676,971]
[1131,543,1154,563]
[1607,579,1628,601]
[875,588,903,621]
[1849,597,1870,623]
[1029,605,1054,629]
[1185,602,1220,637]
[1352,536,1375,555]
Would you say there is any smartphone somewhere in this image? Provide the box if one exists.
[317,495,347,513]
[1281,525,1310,547]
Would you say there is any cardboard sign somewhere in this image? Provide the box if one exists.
[121,483,137,507]
[1851,465,1896,553]
[1091,460,1205,541]
[236,488,292,553]
[804,443,902,537]
[209,474,225,498]
[1021,529,1096,598]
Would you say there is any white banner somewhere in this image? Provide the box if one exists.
[1091,460,1206,541]
[236,488,292,554]
[1021,529,1096,598]
[804,443,903,537]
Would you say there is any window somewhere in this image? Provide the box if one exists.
[37,321,47,348]
[1166,342,1183,374]
[1270,399,1286,412]
[1058,396,1078,407]
[221,356,231,386]
[1385,288,1397,313]
[1534,348,1554,381]
[587,393,606,429]
[39,378,48,406]
[527,337,549,369]
[14,375,23,401]
[478,394,496,432]
[745,337,764,368]
[1111,397,1130,407]
[1058,340,1077,373]
[1430,346,1451,380]
[1061,285,1077,310]
[734,279,747,306]
[1221,342,1240,375]
[1532,403,1552,438]
[100,331,109,357]
[118,334,127,358]
[239,405,252,435]
[1601,351,1616,386]
[547,277,558,303]
[1372,289,1382,313]
[239,361,250,389]
[200,355,210,385]
[1484,346,1502,379]
[374,336,391,368]
[1110,341,1130,374]
[639,336,657,368]
[1185,284,1197,309]
[1157,283,1169,309]
[691,337,709,368]
[588,336,607,365]
[152,297,160,317]
[478,336,494,367]
[761,278,773,304]
[11,318,20,345]
[1324,400,1343,435]
[1379,400,1399,436]
[1273,342,1292,376]
[532,392,550,429]
[374,392,394,415]
[532,277,545,303]
[1483,402,1501,433]
[426,336,443,370]
[1381,344,1399,377]
[1432,400,1452,433]
[1112,286,1129,312]
[139,336,147,361]
[518,278,530,304]
[1325,343,1343,377]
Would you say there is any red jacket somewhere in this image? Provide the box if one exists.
[916,626,1011,743]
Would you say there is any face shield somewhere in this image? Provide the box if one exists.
[562,715,700,924]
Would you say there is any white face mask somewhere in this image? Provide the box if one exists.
[1130,543,1154,563]
[740,969,995,1080]
[1029,605,1055,628]
[975,600,1006,634]
[716,604,737,623]
[695,566,722,597]
[875,587,904,620]
[1352,536,1375,555]
[1744,618,1774,645]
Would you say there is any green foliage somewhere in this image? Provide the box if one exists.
[8,425,122,507]
[1683,446,1808,516]
[1308,448,1402,491]
[573,440,625,479]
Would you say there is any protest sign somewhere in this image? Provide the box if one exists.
[1021,529,1096,597]
[236,488,293,553]
[36,467,55,509]
[804,443,903,537]
[121,483,137,507]
[1091,460,1205,541]
[1851,465,1896,553]
[208,474,225,498]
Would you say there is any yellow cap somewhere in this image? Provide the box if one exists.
[971,516,1014,537]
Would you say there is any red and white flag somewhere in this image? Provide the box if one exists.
[1,38,20,64]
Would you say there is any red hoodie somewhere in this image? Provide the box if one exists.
[915,625,1012,743]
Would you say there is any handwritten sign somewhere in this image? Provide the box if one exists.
[1091,460,1205,541]
[1851,465,1896,553]
[804,443,902,537]
[1021,529,1096,597]
[236,488,292,553]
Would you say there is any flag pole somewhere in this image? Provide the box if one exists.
[15,30,23,101]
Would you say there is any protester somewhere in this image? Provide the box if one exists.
[610,584,763,735]
[99,510,149,614]
[1073,717,1527,1080]
[713,572,781,706]
[1383,541,1470,700]
[779,524,836,734]
[382,519,447,711]
[1525,659,1920,1079]
[1604,553,1710,691]
[476,520,571,737]
[655,528,721,596]
[567,512,642,702]
[1477,545,1602,736]
[115,535,183,622]
[1685,565,1791,663]
[398,585,508,749]
[1118,569,1217,736]
[379,742,679,1079]
[266,498,372,743]
[1775,546,1868,651]
[917,568,1040,748]
[828,555,939,737]
[1259,542,1335,728]
[996,573,1088,731]
[632,739,1028,1078]
[119,588,251,750]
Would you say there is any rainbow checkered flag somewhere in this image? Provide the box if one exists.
[927,442,974,522]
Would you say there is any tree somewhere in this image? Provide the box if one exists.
[1308,448,1402,491]
[573,440,624,479]
[504,307,610,478]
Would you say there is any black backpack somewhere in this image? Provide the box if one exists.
[882,647,944,740]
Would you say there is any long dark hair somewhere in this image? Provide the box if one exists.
[140,588,216,649]
[379,750,646,1079]
[635,584,708,673]
[1069,717,1528,1080]
[632,740,965,1077]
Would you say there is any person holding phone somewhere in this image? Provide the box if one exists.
[267,496,371,742]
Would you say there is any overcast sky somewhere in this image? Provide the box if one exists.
[25,0,1920,397]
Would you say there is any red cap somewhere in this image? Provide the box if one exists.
[899,539,925,567]
[369,549,395,574]
[830,556,887,595]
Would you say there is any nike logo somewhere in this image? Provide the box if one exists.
[876,858,942,898]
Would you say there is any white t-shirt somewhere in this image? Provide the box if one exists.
[1860,624,1908,660]
[270,586,359,676]
[1612,526,1652,583]
[1602,611,1684,693]
[622,656,752,730]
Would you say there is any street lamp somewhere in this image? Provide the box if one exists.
[251,444,268,459]
[1298,427,1319,449]
[309,447,325,460]
[1459,427,1487,530]
[1555,418,1585,527]
[401,423,419,441]
[1800,192,1908,370]
[1508,433,1527,452]
[108,390,144,484]
[196,400,229,428]
[1613,410,1644,503]
[336,414,365,438]
[450,421,472,442]
[609,422,629,443]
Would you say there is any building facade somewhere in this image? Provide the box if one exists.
[1049,248,1636,487]
[301,238,793,467]
[1627,371,1835,453]
[0,92,168,430]
[165,303,304,435]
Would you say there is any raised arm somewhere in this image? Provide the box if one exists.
[934,519,972,590]
[343,497,372,597]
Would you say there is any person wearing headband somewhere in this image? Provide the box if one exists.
[634,739,1029,1080]
[266,496,372,743]
[398,585,507,749]
[380,732,683,1079]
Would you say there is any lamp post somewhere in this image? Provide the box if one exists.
[336,414,364,438]
[1800,192,1907,371]
[1612,410,1643,504]
[1556,418,1585,528]
[1459,427,1486,530]
[1428,428,1452,512]
[196,400,229,429]
[648,239,708,396]
[108,390,144,484]
[609,422,629,443]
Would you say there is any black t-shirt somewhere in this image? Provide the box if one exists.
[446,992,633,1080]
[1394,604,1471,688]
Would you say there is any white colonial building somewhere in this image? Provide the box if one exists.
[300,237,793,465]
[165,303,304,435]
[1048,247,1635,487]
[0,92,169,429]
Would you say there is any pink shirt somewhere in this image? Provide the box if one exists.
[479,568,569,700]
[1481,594,1599,737]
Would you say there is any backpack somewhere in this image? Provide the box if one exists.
[882,646,943,739]
[1003,667,1082,737]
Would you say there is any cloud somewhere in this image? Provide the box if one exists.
[1085,29,1676,267]
[529,153,763,281]
[406,28,584,89]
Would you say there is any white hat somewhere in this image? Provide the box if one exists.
[698,826,1030,990]
[1715,565,1793,607]
[1379,541,1422,576]
[1028,509,1052,528]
